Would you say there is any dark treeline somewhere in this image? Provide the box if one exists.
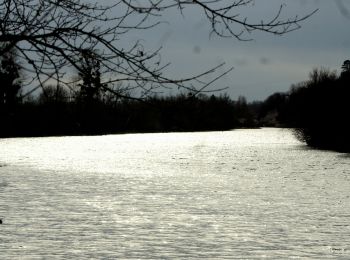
[0,90,258,137]
[258,61,350,152]
[2,48,350,153]
[0,47,258,137]
[1,46,261,137]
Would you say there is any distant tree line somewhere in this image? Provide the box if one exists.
[0,49,259,137]
[0,90,259,137]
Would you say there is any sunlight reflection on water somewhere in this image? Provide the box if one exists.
[1,128,350,259]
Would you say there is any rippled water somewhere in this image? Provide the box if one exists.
[1,128,350,259]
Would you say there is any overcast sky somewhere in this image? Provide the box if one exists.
[131,0,350,101]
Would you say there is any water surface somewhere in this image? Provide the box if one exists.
[1,128,350,259]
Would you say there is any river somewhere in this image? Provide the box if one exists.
[0,128,349,259]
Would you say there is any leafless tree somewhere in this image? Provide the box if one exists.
[0,0,317,100]
[38,84,70,104]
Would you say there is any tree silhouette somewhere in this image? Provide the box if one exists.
[38,85,70,104]
[0,0,316,100]
[0,47,21,112]
[341,60,350,75]
[276,67,350,152]
[77,50,104,104]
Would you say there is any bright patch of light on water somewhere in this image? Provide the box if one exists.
[1,128,350,259]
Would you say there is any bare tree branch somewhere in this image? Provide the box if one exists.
[0,0,317,99]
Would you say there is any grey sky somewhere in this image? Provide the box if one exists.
[131,0,350,101]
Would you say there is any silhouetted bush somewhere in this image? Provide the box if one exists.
[262,66,350,152]
[288,68,350,151]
